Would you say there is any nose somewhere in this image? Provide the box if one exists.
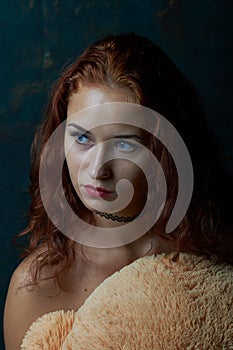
[88,144,112,180]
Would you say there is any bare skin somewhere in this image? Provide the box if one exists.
[4,86,176,349]
[4,234,175,350]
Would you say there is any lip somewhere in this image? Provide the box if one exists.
[83,185,115,198]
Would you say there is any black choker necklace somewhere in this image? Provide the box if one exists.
[95,212,138,223]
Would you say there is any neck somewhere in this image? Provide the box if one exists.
[77,213,177,269]
[76,231,154,268]
[74,229,176,272]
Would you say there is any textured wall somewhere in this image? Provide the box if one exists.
[1,1,232,348]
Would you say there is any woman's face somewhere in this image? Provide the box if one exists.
[65,86,149,220]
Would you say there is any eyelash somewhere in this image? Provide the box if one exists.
[70,132,137,152]
[76,134,92,145]
[69,132,93,146]
[114,141,136,152]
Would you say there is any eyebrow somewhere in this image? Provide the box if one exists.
[67,123,91,134]
[67,123,143,140]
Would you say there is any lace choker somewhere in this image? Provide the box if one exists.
[95,212,138,223]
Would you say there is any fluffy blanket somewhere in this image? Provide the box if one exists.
[21,253,233,349]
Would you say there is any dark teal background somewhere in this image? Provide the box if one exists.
[1,1,232,348]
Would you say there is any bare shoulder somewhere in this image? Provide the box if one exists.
[3,245,100,349]
[3,246,63,350]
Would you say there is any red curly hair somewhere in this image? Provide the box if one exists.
[15,33,232,290]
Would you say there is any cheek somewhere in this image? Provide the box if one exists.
[115,161,145,183]
[66,153,78,173]
[119,163,148,206]
[66,150,84,185]
[127,164,148,196]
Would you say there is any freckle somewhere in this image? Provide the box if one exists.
[84,288,87,292]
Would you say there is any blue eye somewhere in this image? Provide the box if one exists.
[115,141,135,152]
[76,134,91,145]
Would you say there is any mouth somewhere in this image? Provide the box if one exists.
[83,185,115,198]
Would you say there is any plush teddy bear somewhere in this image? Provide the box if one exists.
[21,252,233,349]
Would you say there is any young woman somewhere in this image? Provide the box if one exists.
[4,33,232,349]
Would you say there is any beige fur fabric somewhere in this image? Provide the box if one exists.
[21,253,233,350]
[21,310,75,350]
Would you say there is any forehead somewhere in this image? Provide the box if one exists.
[66,105,149,139]
[67,86,135,117]
[66,86,158,138]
